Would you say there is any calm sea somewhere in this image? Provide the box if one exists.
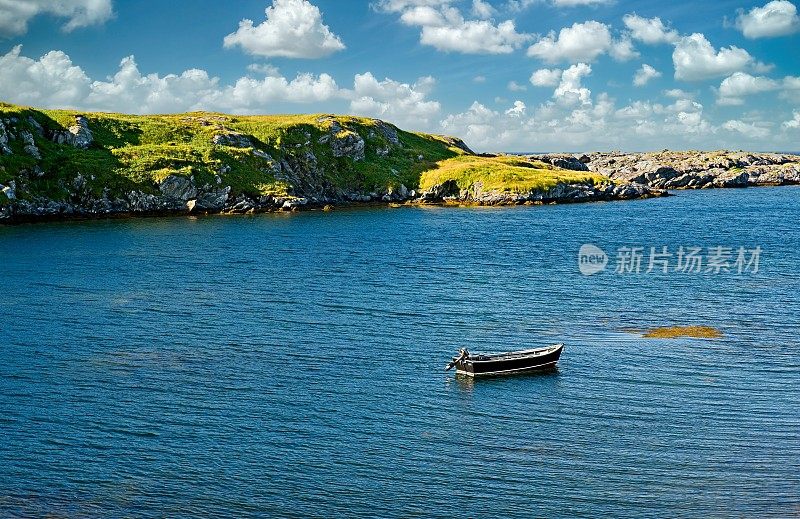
[1,187,798,517]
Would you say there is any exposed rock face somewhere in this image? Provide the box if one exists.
[331,130,366,161]
[159,175,198,202]
[417,179,666,205]
[585,150,800,189]
[212,132,253,148]
[0,121,10,155]
[535,154,589,172]
[20,130,41,159]
[375,121,401,147]
[50,115,94,149]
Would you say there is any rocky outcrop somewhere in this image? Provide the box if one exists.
[331,129,366,161]
[417,180,666,205]
[584,150,800,189]
[535,154,590,172]
[212,132,253,148]
[0,120,12,155]
[50,115,94,149]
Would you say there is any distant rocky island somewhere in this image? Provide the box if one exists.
[0,102,798,223]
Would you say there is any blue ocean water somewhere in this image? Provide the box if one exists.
[1,187,798,518]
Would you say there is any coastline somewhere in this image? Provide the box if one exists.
[2,104,798,225]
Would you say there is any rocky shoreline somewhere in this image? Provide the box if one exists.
[530,150,800,190]
[4,104,797,225]
[0,174,667,223]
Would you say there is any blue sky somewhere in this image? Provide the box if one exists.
[1,0,799,151]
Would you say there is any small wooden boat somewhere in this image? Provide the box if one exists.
[445,344,564,377]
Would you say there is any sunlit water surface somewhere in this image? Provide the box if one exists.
[1,187,798,517]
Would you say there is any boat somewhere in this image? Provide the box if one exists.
[445,344,564,377]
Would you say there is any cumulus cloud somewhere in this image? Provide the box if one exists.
[664,88,695,99]
[554,63,593,106]
[717,71,800,104]
[716,72,780,105]
[0,45,445,131]
[223,0,345,59]
[783,111,800,128]
[505,100,527,117]
[622,14,680,44]
[530,68,562,87]
[378,0,530,54]
[0,45,91,107]
[506,0,610,8]
[527,21,637,64]
[508,80,527,91]
[633,64,662,86]
[471,0,496,18]
[722,119,770,139]
[347,73,441,129]
[0,0,113,37]
[672,33,757,81]
[735,1,800,39]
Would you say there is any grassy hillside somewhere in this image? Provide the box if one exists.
[0,102,603,209]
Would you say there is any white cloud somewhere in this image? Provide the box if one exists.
[0,45,444,132]
[223,0,345,59]
[420,18,530,53]
[672,33,756,81]
[0,45,91,108]
[716,72,800,104]
[717,72,780,104]
[473,75,487,83]
[505,100,527,116]
[380,1,530,54]
[783,111,800,128]
[633,64,662,86]
[664,88,695,99]
[508,80,527,91]
[348,73,441,129]
[610,38,640,61]
[735,1,800,39]
[530,68,562,87]
[622,14,680,44]
[722,119,770,139]
[0,0,112,37]
[471,0,496,18]
[527,21,637,64]
[554,63,592,106]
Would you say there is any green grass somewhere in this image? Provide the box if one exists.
[1,102,597,204]
[420,155,606,193]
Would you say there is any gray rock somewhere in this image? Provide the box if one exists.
[194,186,231,210]
[419,179,459,202]
[537,154,589,172]
[159,175,198,201]
[20,130,41,159]
[27,116,44,136]
[375,121,401,146]
[68,116,93,149]
[212,132,253,148]
[1,181,16,200]
[331,130,365,161]
[282,197,308,209]
[0,120,10,154]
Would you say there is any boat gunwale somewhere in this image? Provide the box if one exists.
[462,343,563,364]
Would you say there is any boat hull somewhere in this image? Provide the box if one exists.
[453,344,563,377]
